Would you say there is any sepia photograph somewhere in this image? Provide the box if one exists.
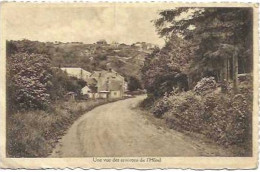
[0,2,258,169]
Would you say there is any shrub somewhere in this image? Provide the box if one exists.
[164,91,205,132]
[193,77,217,94]
[7,53,52,110]
[155,89,251,148]
[152,94,170,118]
[127,76,142,92]
[238,75,253,103]
[204,93,251,146]
[139,95,155,109]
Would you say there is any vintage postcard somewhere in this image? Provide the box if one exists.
[0,2,258,169]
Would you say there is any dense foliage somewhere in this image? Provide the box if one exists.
[6,41,86,112]
[140,7,253,155]
[193,77,217,94]
[154,8,253,85]
[141,36,190,99]
[7,53,52,110]
[152,77,252,153]
[49,68,86,101]
[127,76,142,92]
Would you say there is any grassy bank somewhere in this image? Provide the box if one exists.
[7,98,125,157]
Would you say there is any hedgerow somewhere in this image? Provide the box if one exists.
[151,77,252,148]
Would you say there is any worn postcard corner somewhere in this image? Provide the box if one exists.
[0,1,259,170]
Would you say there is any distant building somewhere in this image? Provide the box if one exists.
[54,41,62,45]
[81,85,99,99]
[132,42,145,51]
[96,39,107,45]
[83,69,125,99]
[146,43,158,50]
[61,67,125,99]
[60,67,91,81]
[118,43,128,48]
[111,41,119,48]
[132,42,157,51]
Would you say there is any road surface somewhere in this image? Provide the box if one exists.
[51,95,228,157]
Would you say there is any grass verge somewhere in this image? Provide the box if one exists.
[7,98,126,157]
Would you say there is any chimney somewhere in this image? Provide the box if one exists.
[80,69,83,79]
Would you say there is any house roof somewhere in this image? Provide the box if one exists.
[90,70,109,78]
[90,70,124,80]
[86,77,97,85]
[60,67,91,76]
[60,68,91,82]
[81,86,91,92]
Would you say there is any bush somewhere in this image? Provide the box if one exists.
[164,91,206,132]
[139,95,155,109]
[193,77,217,94]
[153,89,251,148]
[238,75,253,103]
[127,76,142,92]
[152,95,170,118]
[7,53,52,111]
[204,93,251,146]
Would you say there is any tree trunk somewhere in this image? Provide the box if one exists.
[221,58,228,93]
[227,58,230,81]
[223,58,228,81]
[232,49,238,93]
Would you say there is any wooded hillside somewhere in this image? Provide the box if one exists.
[7,40,151,82]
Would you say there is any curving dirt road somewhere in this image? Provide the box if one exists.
[51,95,229,157]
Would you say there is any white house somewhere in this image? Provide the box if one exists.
[81,85,91,95]
[81,85,99,98]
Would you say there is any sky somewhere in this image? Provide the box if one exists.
[4,5,170,47]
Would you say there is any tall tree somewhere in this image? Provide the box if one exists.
[127,76,142,92]
[154,7,253,87]
[141,36,190,98]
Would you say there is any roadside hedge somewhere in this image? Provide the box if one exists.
[151,77,252,151]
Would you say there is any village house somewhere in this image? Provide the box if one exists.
[132,42,157,51]
[85,69,125,99]
[132,42,147,51]
[96,39,107,45]
[111,41,119,48]
[82,77,98,98]
[146,43,158,50]
[60,67,125,99]
[60,67,91,81]
[81,85,99,99]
